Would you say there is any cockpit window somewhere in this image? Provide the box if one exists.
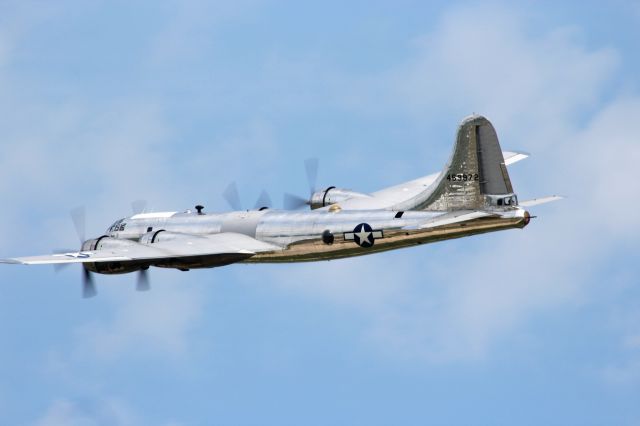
[107,218,126,233]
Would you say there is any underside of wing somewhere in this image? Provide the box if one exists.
[1,232,282,266]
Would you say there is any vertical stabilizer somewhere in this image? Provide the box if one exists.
[416,115,517,211]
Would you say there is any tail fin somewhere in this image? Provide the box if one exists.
[418,115,518,211]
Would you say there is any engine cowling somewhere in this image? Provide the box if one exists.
[139,230,194,244]
[80,236,144,274]
[81,235,141,252]
[309,187,371,209]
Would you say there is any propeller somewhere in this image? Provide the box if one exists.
[52,247,77,272]
[283,193,309,210]
[283,158,319,210]
[224,182,273,211]
[254,190,272,210]
[82,266,97,298]
[68,206,98,298]
[223,182,242,211]
[136,268,150,292]
[133,200,152,290]
[70,206,86,243]
[304,158,319,195]
[63,204,154,298]
[131,199,148,215]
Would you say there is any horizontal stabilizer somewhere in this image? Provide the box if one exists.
[519,195,564,207]
[502,151,529,166]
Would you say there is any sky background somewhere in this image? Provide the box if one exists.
[0,1,639,425]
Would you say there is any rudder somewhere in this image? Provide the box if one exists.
[417,115,517,211]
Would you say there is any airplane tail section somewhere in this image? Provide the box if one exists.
[416,115,518,211]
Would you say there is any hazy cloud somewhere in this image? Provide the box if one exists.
[72,282,205,362]
[0,2,638,424]
[35,397,138,426]
[387,5,619,129]
[267,4,637,364]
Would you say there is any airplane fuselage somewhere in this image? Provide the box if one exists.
[91,207,529,272]
[0,113,560,301]
[1,114,557,298]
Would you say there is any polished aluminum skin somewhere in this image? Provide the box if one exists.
[95,206,528,271]
[1,114,559,291]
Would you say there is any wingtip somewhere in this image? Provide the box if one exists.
[519,195,565,207]
[511,150,531,158]
[503,150,530,166]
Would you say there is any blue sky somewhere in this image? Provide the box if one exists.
[1,1,639,425]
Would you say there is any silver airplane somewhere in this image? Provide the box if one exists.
[1,115,561,297]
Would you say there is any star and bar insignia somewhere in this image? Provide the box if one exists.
[344,223,383,248]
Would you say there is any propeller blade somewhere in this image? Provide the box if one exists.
[52,248,76,272]
[131,199,148,215]
[82,267,97,298]
[70,206,86,243]
[136,268,150,292]
[254,190,273,210]
[223,182,242,211]
[304,158,319,195]
[283,193,308,210]
[54,263,71,273]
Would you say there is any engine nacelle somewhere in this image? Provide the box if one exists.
[80,236,144,274]
[309,187,371,209]
[81,235,140,252]
[139,230,192,244]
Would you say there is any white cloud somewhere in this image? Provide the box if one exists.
[599,301,640,384]
[72,280,205,362]
[0,84,283,255]
[266,4,637,363]
[147,0,262,66]
[35,397,138,426]
[570,98,640,237]
[625,334,640,350]
[602,330,640,384]
[386,5,619,129]
[271,222,585,363]
[0,0,635,373]
[602,360,640,384]
[0,2,263,386]
[188,117,283,203]
[0,2,51,73]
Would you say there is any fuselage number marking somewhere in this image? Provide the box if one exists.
[446,173,479,182]
[108,219,126,233]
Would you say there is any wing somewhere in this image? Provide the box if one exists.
[502,151,530,166]
[332,150,529,211]
[1,232,282,265]
[0,252,131,265]
[519,195,564,207]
